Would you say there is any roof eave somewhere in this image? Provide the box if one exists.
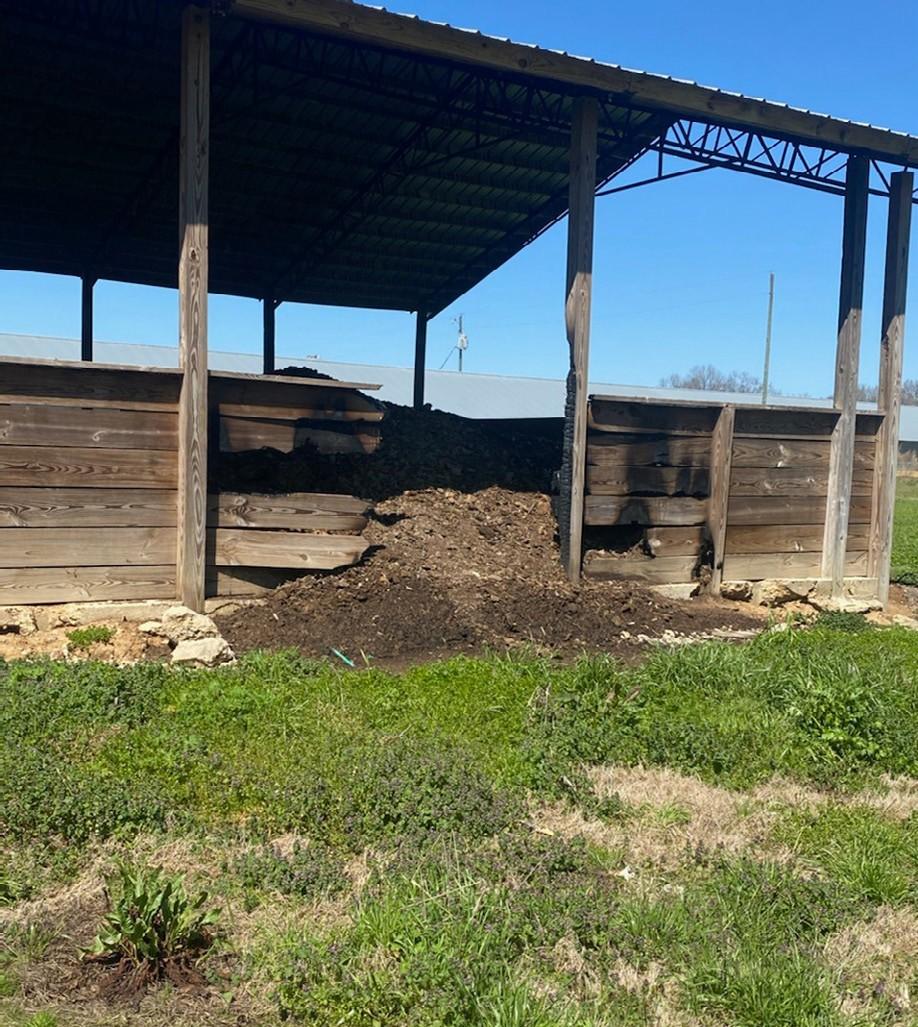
[230,0,918,166]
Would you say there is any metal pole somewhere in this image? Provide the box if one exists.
[413,312,428,409]
[762,271,774,404]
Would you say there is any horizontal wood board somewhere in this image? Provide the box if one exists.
[0,527,176,567]
[726,523,870,555]
[583,552,700,583]
[0,403,178,451]
[0,565,176,604]
[727,495,872,525]
[731,437,875,470]
[729,466,874,498]
[0,446,177,488]
[587,465,710,496]
[211,527,368,569]
[723,550,868,581]
[0,488,177,527]
[587,433,711,468]
[585,495,707,526]
[209,492,370,532]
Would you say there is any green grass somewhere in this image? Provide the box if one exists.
[892,474,918,585]
[64,625,114,650]
[1,625,918,1026]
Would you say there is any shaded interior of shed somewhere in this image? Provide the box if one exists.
[1,0,667,314]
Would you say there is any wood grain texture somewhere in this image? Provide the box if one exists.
[584,495,707,527]
[589,399,718,436]
[0,446,177,488]
[587,433,712,468]
[728,495,872,526]
[869,171,913,602]
[211,528,368,569]
[0,403,178,451]
[730,437,875,470]
[733,407,839,439]
[0,565,176,605]
[219,415,382,455]
[644,526,708,557]
[707,404,735,593]
[726,523,869,555]
[177,4,210,611]
[207,566,301,597]
[209,492,370,532]
[724,550,868,582]
[0,527,176,567]
[563,96,598,582]
[214,381,384,422]
[0,361,181,412]
[730,466,874,498]
[587,465,710,496]
[0,488,177,527]
[583,552,700,583]
[822,156,869,594]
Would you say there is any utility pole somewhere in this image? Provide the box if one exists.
[762,271,775,404]
[456,314,468,372]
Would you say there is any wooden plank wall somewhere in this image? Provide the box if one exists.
[0,366,181,604]
[213,376,385,456]
[209,377,381,597]
[578,397,883,588]
[721,407,880,582]
[0,365,380,605]
[582,399,719,583]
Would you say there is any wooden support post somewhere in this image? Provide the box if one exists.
[708,404,736,593]
[413,312,428,410]
[81,276,95,361]
[177,3,210,612]
[869,170,913,604]
[560,96,598,582]
[263,297,276,375]
[822,155,869,595]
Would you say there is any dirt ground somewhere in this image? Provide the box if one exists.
[216,403,763,664]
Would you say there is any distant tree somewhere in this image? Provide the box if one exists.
[660,364,770,394]
[855,380,917,405]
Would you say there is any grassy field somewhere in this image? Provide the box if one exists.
[892,475,918,585]
[1,622,917,1027]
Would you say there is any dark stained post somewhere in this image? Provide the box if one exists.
[822,154,869,595]
[263,297,276,375]
[560,96,598,581]
[869,170,913,603]
[81,276,95,361]
[413,311,428,410]
[177,3,210,611]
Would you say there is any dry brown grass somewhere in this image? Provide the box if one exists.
[824,905,918,1023]
[532,765,918,874]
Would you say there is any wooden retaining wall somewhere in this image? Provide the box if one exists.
[722,406,880,582]
[0,359,380,605]
[581,395,883,588]
[0,361,182,604]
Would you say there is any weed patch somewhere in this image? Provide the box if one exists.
[65,625,115,650]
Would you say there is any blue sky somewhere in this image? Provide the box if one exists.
[2,0,916,397]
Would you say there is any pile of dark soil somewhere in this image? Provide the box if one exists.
[216,402,762,663]
[216,402,561,500]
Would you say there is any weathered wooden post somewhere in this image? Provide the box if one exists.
[177,3,210,611]
[560,96,598,581]
[81,276,95,361]
[822,155,869,596]
[413,312,428,410]
[869,170,913,603]
[263,296,276,375]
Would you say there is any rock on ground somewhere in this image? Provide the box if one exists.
[170,636,235,667]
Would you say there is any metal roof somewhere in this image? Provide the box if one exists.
[3,0,916,319]
[4,332,917,443]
